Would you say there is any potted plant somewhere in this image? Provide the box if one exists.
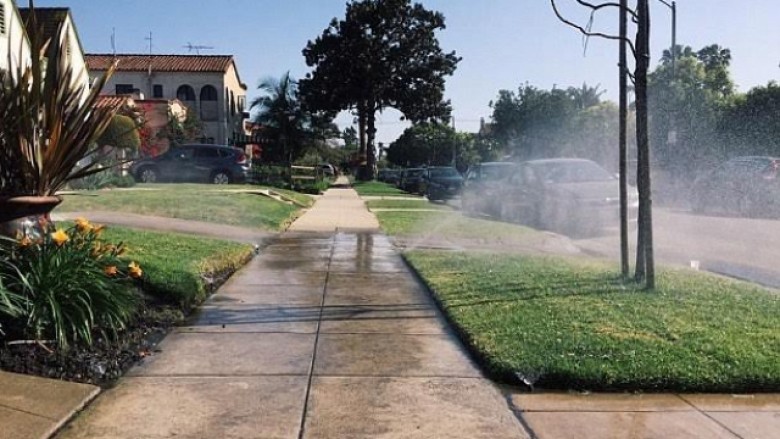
[0,1,120,238]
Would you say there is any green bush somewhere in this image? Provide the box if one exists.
[110,174,136,188]
[0,219,141,349]
[68,171,136,190]
[68,169,115,190]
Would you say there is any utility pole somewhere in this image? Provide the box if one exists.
[619,0,629,277]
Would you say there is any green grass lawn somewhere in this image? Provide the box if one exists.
[405,250,780,392]
[374,210,544,245]
[58,183,312,231]
[103,226,254,309]
[352,181,413,196]
[366,199,453,210]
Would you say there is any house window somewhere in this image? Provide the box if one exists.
[153,84,163,98]
[176,84,196,102]
[1,3,7,35]
[115,84,135,95]
[199,85,218,121]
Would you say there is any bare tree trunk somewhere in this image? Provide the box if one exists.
[634,0,655,288]
[357,102,367,159]
[366,101,377,180]
[619,0,630,278]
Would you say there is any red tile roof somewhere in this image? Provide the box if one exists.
[86,54,235,73]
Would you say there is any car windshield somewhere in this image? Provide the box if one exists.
[533,161,614,183]
[482,164,515,181]
[429,168,459,178]
[407,169,424,177]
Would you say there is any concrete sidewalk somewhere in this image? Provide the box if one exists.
[56,183,528,438]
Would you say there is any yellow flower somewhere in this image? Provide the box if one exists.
[74,217,92,233]
[128,261,143,279]
[91,242,103,257]
[104,265,118,277]
[93,224,106,235]
[18,236,32,248]
[51,229,70,247]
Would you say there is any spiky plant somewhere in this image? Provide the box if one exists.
[0,1,120,197]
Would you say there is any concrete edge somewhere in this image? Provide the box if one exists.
[43,385,101,439]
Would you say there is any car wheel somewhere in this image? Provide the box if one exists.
[211,171,231,185]
[138,167,158,183]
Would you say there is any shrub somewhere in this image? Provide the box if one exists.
[67,169,115,190]
[0,219,141,349]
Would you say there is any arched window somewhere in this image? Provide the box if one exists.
[176,85,196,102]
[200,85,218,121]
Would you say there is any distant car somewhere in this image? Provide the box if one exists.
[690,156,780,217]
[499,158,638,236]
[399,168,425,194]
[420,166,463,201]
[130,144,249,184]
[320,163,336,177]
[461,162,518,216]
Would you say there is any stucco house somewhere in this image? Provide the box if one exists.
[1,2,88,93]
[0,0,31,71]
[86,54,248,145]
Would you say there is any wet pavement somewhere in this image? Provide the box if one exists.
[57,232,528,438]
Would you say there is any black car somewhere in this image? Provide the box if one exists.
[377,169,401,185]
[690,156,780,217]
[420,166,463,201]
[130,144,250,184]
[399,168,425,194]
[461,162,517,216]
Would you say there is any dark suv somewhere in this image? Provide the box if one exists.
[420,166,463,201]
[130,144,250,184]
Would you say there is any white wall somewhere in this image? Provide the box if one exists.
[0,0,31,72]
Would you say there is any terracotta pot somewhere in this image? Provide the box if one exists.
[0,196,63,239]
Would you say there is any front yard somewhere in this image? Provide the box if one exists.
[58,183,314,231]
[405,251,780,393]
[364,195,780,393]
[0,222,254,384]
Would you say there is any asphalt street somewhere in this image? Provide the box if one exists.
[574,207,780,289]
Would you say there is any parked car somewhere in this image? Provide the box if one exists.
[420,166,463,201]
[690,156,780,217]
[399,168,425,194]
[461,162,518,216]
[499,158,638,236]
[377,168,401,185]
[130,144,249,184]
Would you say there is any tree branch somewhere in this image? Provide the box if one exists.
[575,0,638,19]
[551,0,637,58]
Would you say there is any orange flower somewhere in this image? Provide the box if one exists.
[74,217,92,233]
[18,235,33,248]
[93,224,106,235]
[104,265,118,276]
[51,229,69,247]
[128,261,143,279]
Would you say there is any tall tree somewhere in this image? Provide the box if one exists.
[648,43,735,177]
[551,0,656,288]
[386,122,481,172]
[300,0,460,179]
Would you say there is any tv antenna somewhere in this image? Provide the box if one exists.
[183,42,214,55]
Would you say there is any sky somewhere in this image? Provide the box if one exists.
[27,0,780,144]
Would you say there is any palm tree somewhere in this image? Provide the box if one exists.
[250,72,308,163]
